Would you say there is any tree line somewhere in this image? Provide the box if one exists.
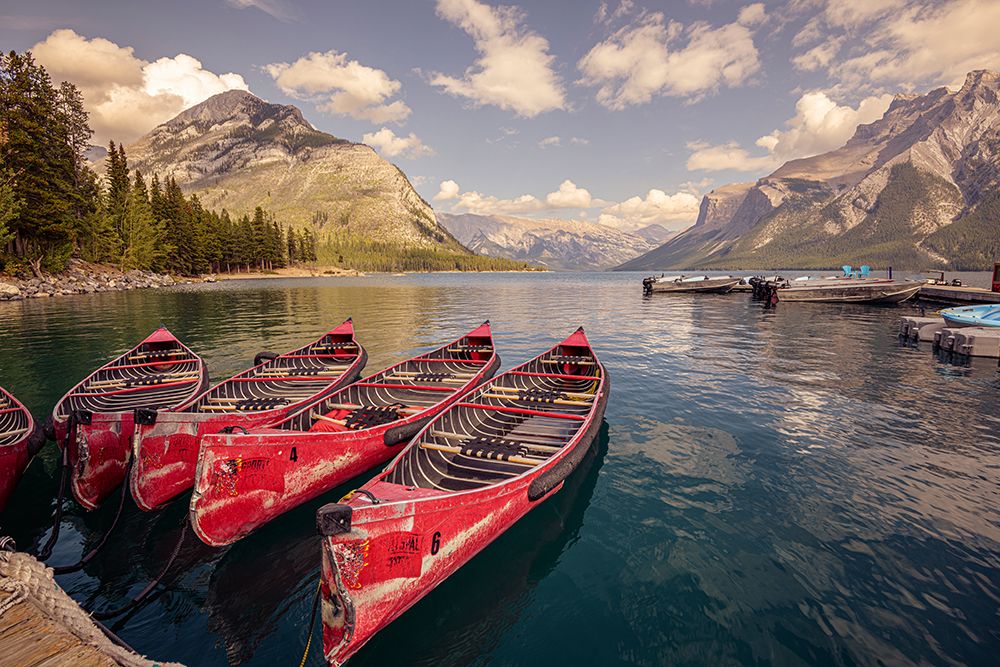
[0,50,312,276]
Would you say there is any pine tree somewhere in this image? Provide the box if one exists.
[0,50,78,271]
[120,173,169,271]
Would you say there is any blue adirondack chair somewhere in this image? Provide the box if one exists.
[860,265,871,278]
[842,265,853,277]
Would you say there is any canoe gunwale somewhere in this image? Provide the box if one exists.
[317,328,608,666]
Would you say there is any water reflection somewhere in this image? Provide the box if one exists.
[0,273,997,667]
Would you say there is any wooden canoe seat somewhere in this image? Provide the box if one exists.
[420,437,547,466]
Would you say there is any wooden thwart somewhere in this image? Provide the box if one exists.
[541,358,595,366]
[430,429,563,452]
[487,386,595,400]
[321,402,424,415]
[420,441,543,466]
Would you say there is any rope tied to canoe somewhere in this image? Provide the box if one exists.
[89,519,189,621]
[298,580,322,667]
[50,458,131,575]
[343,404,405,430]
[37,410,79,562]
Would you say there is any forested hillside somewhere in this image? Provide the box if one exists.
[1,50,533,277]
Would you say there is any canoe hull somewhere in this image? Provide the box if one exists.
[189,326,499,546]
[0,388,37,512]
[131,409,303,511]
[192,420,420,547]
[51,328,209,510]
[319,365,608,665]
[130,319,366,511]
[55,412,134,510]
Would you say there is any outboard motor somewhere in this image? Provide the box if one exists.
[642,276,655,294]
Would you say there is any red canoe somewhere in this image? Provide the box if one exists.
[50,327,209,510]
[189,322,500,547]
[130,319,366,511]
[0,387,42,512]
[315,327,608,665]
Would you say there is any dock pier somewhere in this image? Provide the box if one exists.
[0,547,182,667]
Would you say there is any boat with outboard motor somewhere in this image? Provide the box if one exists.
[941,304,1000,328]
[49,327,210,510]
[757,277,921,304]
[188,322,499,547]
[643,274,741,294]
[130,319,366,511]
[315,327,607,666]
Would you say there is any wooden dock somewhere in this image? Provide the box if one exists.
[917,284,1000,305]
[0,549,182,667]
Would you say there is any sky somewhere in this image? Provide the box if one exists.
[3,0,1000,233]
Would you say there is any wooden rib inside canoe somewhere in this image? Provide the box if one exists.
[384,333,602,493]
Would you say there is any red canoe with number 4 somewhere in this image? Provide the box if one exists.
[130,318,366,511]
[1,387,44,512]
[50,327,210,510]
[188,322,500,547]
[315,327,608,665]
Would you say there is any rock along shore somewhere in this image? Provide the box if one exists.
[0,259,177,301]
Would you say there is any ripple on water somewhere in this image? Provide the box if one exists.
[0,272,997,667]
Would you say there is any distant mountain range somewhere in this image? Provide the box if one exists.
[117,90,522,271]
[620,70,1000,271]
[438,213,673,270]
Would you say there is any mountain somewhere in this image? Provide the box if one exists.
[120,90,512,270]
[438,212,660,270]
[620,70,1000,271]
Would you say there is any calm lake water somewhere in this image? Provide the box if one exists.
[1,272,997,667]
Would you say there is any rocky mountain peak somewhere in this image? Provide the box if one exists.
[124,92,459,254]
[621,69,1000,271]
[166,89,318,136]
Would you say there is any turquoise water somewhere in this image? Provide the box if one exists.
[0,272,997,666]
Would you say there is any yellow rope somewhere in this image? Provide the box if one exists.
[298,580,322,667]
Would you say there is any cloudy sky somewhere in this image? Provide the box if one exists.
[3,0,999,232]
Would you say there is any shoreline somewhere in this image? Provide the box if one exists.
[0,262,544,301]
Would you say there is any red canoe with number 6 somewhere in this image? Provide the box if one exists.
[0,387,44,512]
[315,327,608,665]
[130,318,366,511]
[188,322,500,547]
[50,327,210,510]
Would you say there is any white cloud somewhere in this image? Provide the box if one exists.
[265,50,410,124]
[225,0,298,22]
[449,190,546,216]
[686,90,894,173]
[737,3,767,26]
[797,0,1000,90]
[598,189,701,231]
[31,29,249,145]
[430,0,566,117]
[577,9,761,108]
[435,180,461,200]
[437,179,604,216]
[791,37,843,71]
[361,127,434,159]
[596,0,635,24]
[538,136,561,148]
[760,91,893,160]
[545,180,593,208]
[686,140,778,172]
[570,137,591,145]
